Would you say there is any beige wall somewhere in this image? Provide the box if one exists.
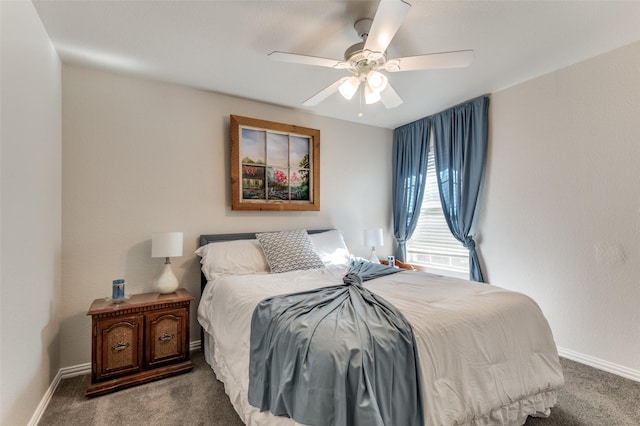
[61,64,394,367]
[0,1,62,424]
[477,41,640,375]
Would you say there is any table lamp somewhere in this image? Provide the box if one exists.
[363,228,383,263]
[152,231,183,294]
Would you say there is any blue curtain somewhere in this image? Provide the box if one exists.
[392,117,431,262]
[432,96,489,282]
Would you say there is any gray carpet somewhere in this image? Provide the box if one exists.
[39,351,243,426]
[38,352,640,425]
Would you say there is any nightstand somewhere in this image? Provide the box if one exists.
[86,288,194,397]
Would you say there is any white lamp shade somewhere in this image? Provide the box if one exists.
[364,85,382,104]
[363,228,384,247]
[366,70,388,93]
[152,232,183,258]
[338,76,360,100]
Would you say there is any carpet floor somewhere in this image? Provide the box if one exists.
[38,351,640,425]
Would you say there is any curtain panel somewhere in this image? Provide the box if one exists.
[432,96,489,282]
[392,117,431,262]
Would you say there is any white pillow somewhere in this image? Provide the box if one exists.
[309,230,351,266]
[195,239,269,280]
[256,229,325,274]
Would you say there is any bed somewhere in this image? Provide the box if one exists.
[197,229,564,426]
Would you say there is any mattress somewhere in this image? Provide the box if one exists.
[197,266,564,426]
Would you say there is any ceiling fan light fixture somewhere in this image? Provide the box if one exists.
[364,85,382,104]
[366,70,388,93]
[270,0,473,111]
[338,76,360,100]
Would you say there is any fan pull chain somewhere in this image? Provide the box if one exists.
[358,84,364,117]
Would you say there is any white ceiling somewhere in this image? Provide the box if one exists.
[33,0,640,129]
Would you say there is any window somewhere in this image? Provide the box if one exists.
[406,143,469,278]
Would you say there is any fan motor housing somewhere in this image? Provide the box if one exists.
[344,18,386,72]
[344,41,386,73]
[344,42,366,63]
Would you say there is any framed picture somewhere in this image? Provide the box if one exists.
[230,115,320,211]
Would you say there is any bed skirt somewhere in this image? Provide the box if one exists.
[202,332,556,426]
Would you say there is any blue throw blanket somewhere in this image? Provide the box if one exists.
[248,260,424,426]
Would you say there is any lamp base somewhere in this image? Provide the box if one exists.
[369,247,380,264]
[157,263,179,294]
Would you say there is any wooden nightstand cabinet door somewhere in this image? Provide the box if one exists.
[96,314,144,381]
[145,308,188,368]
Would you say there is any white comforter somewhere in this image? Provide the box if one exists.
[198,267,564,426]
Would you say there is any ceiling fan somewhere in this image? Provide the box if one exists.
[268,0,474,109]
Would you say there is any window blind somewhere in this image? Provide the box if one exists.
[406,144,469,275]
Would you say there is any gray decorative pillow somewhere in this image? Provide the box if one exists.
[256,229,325,273]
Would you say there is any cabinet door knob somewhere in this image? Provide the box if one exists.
[158,333,175,342]
[111,342,130,352]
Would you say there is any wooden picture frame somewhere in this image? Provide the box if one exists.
[230,115,320,211]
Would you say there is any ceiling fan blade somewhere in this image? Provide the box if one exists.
[364,0,411,56]
[302,77,349,106]
[380,83,403,108]
[269,51,343,69]
[386,50,475,72]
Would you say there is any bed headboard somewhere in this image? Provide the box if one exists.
[198,229,332,294]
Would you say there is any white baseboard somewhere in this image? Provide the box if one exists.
[61,362,91,379]
[190,339,201,351]
[557,346,640,383]
[29,340,203,425]
[27,369,62,426]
